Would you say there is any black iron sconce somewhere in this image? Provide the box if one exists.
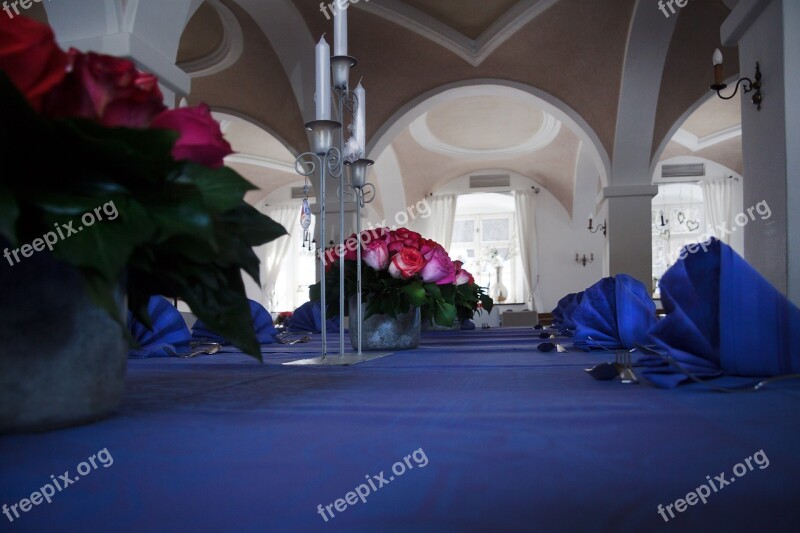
[710,48,762,110]
[588,218,607,237]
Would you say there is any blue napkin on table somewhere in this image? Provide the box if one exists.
[127,296,192,358]
[191,299,278,344]
[640,239,800,388]
[552,292,583,330]
[287,301,341,333]
[572,275,657,350]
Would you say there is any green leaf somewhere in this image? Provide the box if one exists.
[144,182,213,242]
[184,164,257,214]
[42,197,154,281]
[58,119,179,186]
[425,283,443,301]
[80,269,126,328]
[219,202,288,247]
[180,267,262,360]
[401,280,427,306]
[432,300,457,327]
[480,294,494,314]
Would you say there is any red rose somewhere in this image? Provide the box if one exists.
[388,247,426,279]
[42,49,165,127]
[0,15,68,110]
[151,104,233,167]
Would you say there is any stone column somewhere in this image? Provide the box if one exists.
[603,184,660,290]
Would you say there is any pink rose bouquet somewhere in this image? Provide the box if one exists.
[312,227,492,326]
[0,15,286,358]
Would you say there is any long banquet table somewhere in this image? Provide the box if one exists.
[1,327,799,532]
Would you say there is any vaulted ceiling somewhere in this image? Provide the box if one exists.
[36,0,743,214]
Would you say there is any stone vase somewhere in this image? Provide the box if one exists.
[0,248,128,433]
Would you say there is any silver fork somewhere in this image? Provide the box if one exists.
[616,349,639,384]
[165,343,221,359]
[586,336,639,384]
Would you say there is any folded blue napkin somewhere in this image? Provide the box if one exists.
[191,299,277,344]
[572,275,657,350]
[287,301,341,333]
[127,296,192,358]
[640,239,800,388]
[461,319,476,330]
[551,292,583,330]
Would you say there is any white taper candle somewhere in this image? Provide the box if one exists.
[315,36,331,120]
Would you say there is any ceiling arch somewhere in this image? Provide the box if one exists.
[650,84,742,177]
[610,0,678,186]
[368,80,610,182]
[177,0,244,78]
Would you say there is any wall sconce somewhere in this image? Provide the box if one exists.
[588,218,607,237]
[710,48,762,110]
[575,253,594,267]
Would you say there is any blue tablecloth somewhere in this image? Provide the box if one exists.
[2,328,799,532]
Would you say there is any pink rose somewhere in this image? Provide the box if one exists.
[389,228,422,252]
[151,104,233,167]
[42,49,165,127]
[420,245,456,284]
[418,238,437,256]
[455,269,474,285]
[0,15,68,111]
[363,239,389,271]
[453,260,474,285]
[342,234,359,261]
[360,227,389,245]
[388,247,426,279]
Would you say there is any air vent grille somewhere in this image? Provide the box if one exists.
[469,174,511,188]
[661,163,705,179]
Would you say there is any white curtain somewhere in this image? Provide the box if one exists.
[702,179,733,244]
[514,190,543,312]
[260,204,297,310]
[410,194,457,251]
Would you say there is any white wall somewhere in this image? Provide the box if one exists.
[784,0,800,305]
[733,0,789,294]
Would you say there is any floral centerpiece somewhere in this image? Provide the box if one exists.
[0,16,286,358]
[274,311,293,327]
[310,227,493,330]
